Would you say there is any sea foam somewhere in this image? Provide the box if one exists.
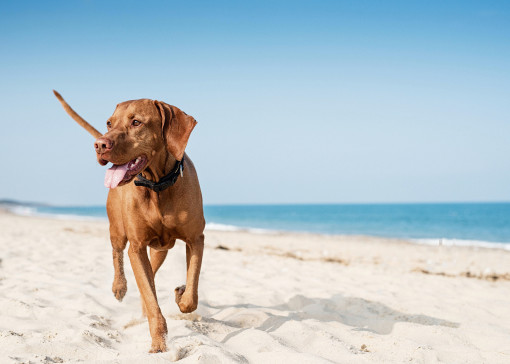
[412,238,510,251]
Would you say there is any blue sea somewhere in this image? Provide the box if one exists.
[4,202,510,249]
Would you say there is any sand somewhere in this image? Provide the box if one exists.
[1,211,509,363]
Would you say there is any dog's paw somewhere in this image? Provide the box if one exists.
[174,285,186,303]
[149,340,167,353]
[148,319,168,353]
[174,286,198,313]
[112,278,127,301]
[178,299,197,313]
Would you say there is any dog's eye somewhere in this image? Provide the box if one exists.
[106,121,112,128]
[132,120,142,127]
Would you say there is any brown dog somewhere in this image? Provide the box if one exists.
[54,91,205,353]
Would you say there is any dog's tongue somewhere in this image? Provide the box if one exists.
[104,163,129,189]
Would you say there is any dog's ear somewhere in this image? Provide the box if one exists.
[154,101,197,161]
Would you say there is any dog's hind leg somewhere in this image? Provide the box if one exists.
[175,234,204,313]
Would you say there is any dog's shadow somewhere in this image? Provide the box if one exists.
[189,293,459,343]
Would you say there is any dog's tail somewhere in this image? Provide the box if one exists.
[53,90,102,139]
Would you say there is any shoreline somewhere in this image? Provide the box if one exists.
[3,205,510,252]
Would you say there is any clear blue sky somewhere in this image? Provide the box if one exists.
[1,0,509,205]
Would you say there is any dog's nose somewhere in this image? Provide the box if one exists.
[94,137,113,154]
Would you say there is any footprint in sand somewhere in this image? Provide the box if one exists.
[168,337,202,361]
[82,330,113,348]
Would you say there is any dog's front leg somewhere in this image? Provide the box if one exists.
[141,249,169,317]
[128,244,168,353]
[111,236,128,301]
[175,234,204,313]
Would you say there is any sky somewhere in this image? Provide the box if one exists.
[0,0,509,205]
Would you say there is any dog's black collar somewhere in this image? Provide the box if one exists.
[134,158,184,192]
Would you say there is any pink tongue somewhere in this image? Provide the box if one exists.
[104,163,130,189]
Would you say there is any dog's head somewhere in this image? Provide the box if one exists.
[94,99,196,189]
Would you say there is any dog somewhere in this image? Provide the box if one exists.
[54,91,205,353]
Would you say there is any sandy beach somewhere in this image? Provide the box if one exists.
[1,211,509,363]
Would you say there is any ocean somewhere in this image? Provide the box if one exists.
[4,202,510,249]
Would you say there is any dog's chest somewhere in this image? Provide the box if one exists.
[119,182,201,245]
[139,207,183,237]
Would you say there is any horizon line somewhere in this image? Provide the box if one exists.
[1,198,509,208]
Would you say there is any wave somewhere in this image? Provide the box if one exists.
[205,222,270,234]
[205,222,242,231]
[411,238,510,251]
[7,205,38,216]
[3,205,107,222]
